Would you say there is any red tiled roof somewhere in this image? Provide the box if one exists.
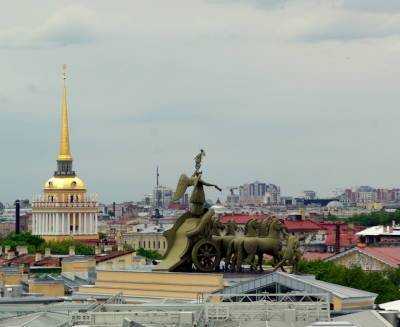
[6,255,36,266]
[220,214,271,224]
[283,219,322,231]
[325,233,359,247]
[359,247,400,266]
[33,257,61,267]
[302,252,334,261]
[94,250,132,263]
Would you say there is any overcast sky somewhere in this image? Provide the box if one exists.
[1,0,400,205]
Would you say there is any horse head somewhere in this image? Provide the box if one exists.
[244,218,260,237]
[226,219,238,236]
[268,220,286,239]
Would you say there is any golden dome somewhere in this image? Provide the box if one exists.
[44,176,86,191]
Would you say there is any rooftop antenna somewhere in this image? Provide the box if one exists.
[156,165,160,209]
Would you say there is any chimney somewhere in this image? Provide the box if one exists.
[95,246,101,255]
[16,245,28,256]
[45,247,51,257]
[15,199,20,234]
[35,253,42,262]
[7,251,15,260]
[69,246,75,256]
[335,223,341,254]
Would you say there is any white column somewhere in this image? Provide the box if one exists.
[89,213,92,234]
[78,213,82,235]
[94,213,98,234]
[86,213,89,234]
[48,213,51,234]
[56,213,58,234]
[72,214,76,234]
[62,213,65,234]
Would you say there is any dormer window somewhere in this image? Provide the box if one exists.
[71,181,77,187]
[48,182,53,187]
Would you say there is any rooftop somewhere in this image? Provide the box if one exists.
[327,246,400,267]
[357,225,400,236]
[221,271,377,301]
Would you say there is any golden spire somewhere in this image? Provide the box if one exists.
[57,64,72,161]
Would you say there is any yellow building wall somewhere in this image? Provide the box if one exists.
[97,252,144,270]
[3,275,21,286]
[78,271,224,299]
[62,259,96,273]
[123,234,168,255]
[29,283,64,296]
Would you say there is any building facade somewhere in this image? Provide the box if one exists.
[32,67,98,241]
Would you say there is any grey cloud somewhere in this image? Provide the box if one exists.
[342,0,400,13]
[291,12,400,42]
[207,0,286,9]
[0,6,97,49]
[117,109,210,124]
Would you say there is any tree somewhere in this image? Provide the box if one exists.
[0,232,44,253]
[137,248,162,260]
[38,240,94,255]
[298,260,400,304]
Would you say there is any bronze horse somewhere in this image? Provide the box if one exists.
[226,219,260,271]
[234,219,287,272]
[211,219,238,269]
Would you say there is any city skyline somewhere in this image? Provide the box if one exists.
[2,1,400,203]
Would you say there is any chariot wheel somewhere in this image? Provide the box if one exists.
[191,239,221,272]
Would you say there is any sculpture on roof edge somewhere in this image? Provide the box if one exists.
[153,150,298,273]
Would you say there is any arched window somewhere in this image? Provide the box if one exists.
[148,241,150,248]
[70,195,74,203]
[163,241,166,249]
[153,241,155,249]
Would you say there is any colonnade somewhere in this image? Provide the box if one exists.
[32,212,98,235]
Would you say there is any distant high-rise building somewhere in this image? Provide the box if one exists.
[264,184,281,205]
[301,190,317,200]
[340,186,400,205]
[153,186,174,209]
[238,181,280,205]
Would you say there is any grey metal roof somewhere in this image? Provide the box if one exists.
[333,310,393,327]
[221,272,377,301]
[0,312,68,327]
